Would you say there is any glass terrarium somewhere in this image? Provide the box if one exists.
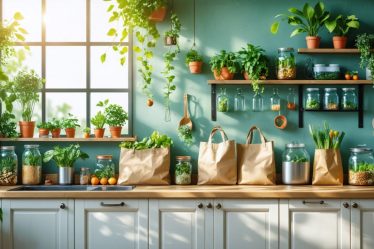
[217,88,229,112]
[0,146,18,185]
[277,48,296,80]
[349,146,374,186]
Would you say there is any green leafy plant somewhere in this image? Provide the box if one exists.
[105,104,128,127]
[83,127,91,133]
[325,14,360,36]
[47,118,63,131]
[91,99,108,129]
[23,153,42,167]
[185,49,203,66]
[62,113,80,129]
[164,13,181,40]
[177,125,193,146]
[0,112,18,138]
[0,155,17,184]
[37,122,50,129]
[350,162,374,172]
[119,131,172,150]
[356,33,374,83]
[95,163,115,179]
[210,50,239,74]
[271,2,330,37]
[43,144,89,167]
[290,155,308,163]
[309,122,345,149]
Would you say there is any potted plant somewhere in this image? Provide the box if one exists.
[271,2,330,48]
[210,50,239,80]
[237,43,269,93]
[11,69,44,138]
[91,112,106,138]
[356,33,374,81]
[0,112,18,138]
[105,104,128,138]
[48,118,63,138]
[185,49,203,74]
[148,0,168,22]
[36,122,50,138]
[325,14,360,49]
[43,144,89,185]
[82,127,91,138]
[62,113,80,138]
[164,13,181,46]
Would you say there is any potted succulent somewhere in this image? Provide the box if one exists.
[11,69,44,138]
[148,0,168,22]
[237,43,269,93]
[185,49,203,74]
[48,118,63,138]
[82,127,91,138]
[36,122,50,138]
[62,113,80,138]
[43,144,89,185]
[271,2,330,48]
[105,104,128,138]
[164,13,181,46]
[0,112,18,138]
[325,15,360,49]
[356,33,374,81]
[210,50,239,80]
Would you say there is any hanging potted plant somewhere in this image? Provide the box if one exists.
[185,49,203,74]
[356,33,374,81]
[271,2,330,49]
[104,104,128,138]
[164,13,181,46]
[43,144,89,185]
[325,14,360,49]
[62,113,80,138]
[210,50,239,80]
[148,0,168,22]
[0,112,18,138]
[11,69,44,138]
[48,118,63,138]
[36,122,50,138]
[82,127,91,138]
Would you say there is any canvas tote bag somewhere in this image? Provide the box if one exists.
[237,126,276,185]
[198,127,237,185]
[312,149,343,185]
[118,147,170,185]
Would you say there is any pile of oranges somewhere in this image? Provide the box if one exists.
[90,175,117,185]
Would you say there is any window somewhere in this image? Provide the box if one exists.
[2,0,133,136]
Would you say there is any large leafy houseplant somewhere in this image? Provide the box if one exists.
[104,103,128,138]
[271,2,330,48]
[356,33,374,83]
[210,50,239,80]
[325,15,360,49]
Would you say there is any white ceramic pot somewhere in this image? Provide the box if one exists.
[366,68,372,80]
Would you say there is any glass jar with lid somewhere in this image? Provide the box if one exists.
[282,143,310,185]
[342,88,357,110]
[0,146,18,185]
[305,88,320,110]
[80,167,91,185]
[277,48,296,80]
[95,155,115,181]
[287,88,297,110]
[217,88,229,112]
[349,146,374,186]
[175,156,192,185]
[270,88,281,111]
[22,144,42,185]
[324,88,339,110]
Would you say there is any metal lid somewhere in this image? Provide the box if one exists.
[325,88,337,91]
[314,64,326,67]
[286,143,305,148]
[342,88,355,91]
[176,156,191,160]
[306,88,319,91]
[328,64,340,67]
[0,146,15,150]
[278,47,294,52]
[24,144,39,149]
[96,155,113,160]
[350,145,373,153]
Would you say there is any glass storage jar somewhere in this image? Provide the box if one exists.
[313,64,340,80]
[324,88,339,110]
[277,48,296,80]
[80,167,91,185]
[22,144,42,185]
[349,146,374,186]
[217,88,229,112]
[175,156,192,185]
[0,146,18,185]
[234,88,245,112]
[282,143,310,185]
[270,88,281,111]
[95,155,115,180]
[342,88,357,110]
[252,92,264,112]
[305,88,320,110]
[287,88,297,110]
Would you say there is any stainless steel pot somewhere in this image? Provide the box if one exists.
[59,167,74,185]
[282,162,310,185]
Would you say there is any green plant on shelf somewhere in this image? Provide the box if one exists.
[177,125,193,147]
[314,72,340,80]
[43,144,89,168]
[23,153,42,167]
[325,14,360,37]
[83,127,91,133]
[119,131,172,150]
[305,99,320,110]
[356,33,374,84]
[210,50,239,75]
[62,113,80,129]
[104,104,128,127]
[37,122,49,129]
[0,112,18,138]
[309,122,345,149]
[218,98,229,112]
[350,162,374,172]
[47,118,63,131]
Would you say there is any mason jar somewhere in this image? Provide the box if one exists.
[217,88,229,112]
[0,146,18,185]
[95,155,115,180]
[342,88,357,110]
[277,48,296,80]
[175,156,192,185]
[282,143,310,185]
[80,167,91,185]
[349,146,374,186]
[324,88,339,110]
[22,144,42,185]
[305,88,320,110]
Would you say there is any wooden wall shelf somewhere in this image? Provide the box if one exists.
[297,48,373,54]
[208,80,371,85]
[0,137,137,142]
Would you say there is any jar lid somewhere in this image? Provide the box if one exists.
[342,88,355,91]
[350,146,373,153]
[24,144,39,149]
[325,88,337,91]
[96,155,113,160]
[328,64,340,67]
[278,47,294,52]
[80,167,90,171]
[176,156,191,160]
[306,88,319,91]
[286,143,305,148]
[1,146,15,150]
[314,64,326,67]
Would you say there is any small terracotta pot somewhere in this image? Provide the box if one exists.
[333,36,347,49]
[38,128,49,138]
[94,128,105,138]
[189,61,203,74]
[165,36,177,46]
[149,6,167,22]
[243,72,267,80]
[83,133,90,138]
[19,121,35,138]
[51,128,61,138]
[110,126,122,138]
[274,115,288,129]
[306,36,321,49]
[65,128,76,138]
[213,67,234,80]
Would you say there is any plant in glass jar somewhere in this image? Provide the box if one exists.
[82,127,91,139]
[47,118,63,138]
[36,122,50,138]
[22,145,42,185]
[62,113,80,138]
[217,88,229,112]
[0,151,17,185]
[325,14,360,49]
[104,104,128,138]
[0,112,18,138]
[210,50,239,80]
[185,49,203,74]
[356,33,374,83]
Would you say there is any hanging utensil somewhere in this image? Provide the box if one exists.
[179,94,193,129]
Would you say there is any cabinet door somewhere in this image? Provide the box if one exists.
[2,199,74,249]
[214,199,278,249]
[351,200,374,249]
[75,199,148,249]
[279,199,350,249]
[149,199,212,249]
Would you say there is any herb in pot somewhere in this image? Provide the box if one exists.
[104,104,128,127]
[210,50,239,80]
[119,131,172,150]
[91,112,106,129]
[178,125,193,146]
[62,113,80,129]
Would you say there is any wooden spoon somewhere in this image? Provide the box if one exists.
[179,94,193,129]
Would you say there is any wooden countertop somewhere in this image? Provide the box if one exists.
[0,185,374,199]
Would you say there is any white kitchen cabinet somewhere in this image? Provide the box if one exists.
[214,199,279,249]
[1,199,74,249]
[75,199,148,249]
[351,200,374,249]
[279,199,350,249]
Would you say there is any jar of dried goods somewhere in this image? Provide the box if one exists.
[349,146,374,186]
[324,88,339,110]
[22,144,42,185]
[277,48,296,80]
[0,146,18,185]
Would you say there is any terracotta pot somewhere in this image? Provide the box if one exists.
[274,115,288,130]
[332,36,347,49]
[243,72,267,80]
[38,128,49,138]
[83,133,90,138]
[213,67,234,80]
[94,128,105,138]
[149,6,167,22]
[19,121,35,138]
[165,36,177,46]
[65,128,76,138]
[189,61,203,74]
[51,128,61,138]
[110,126,122,138]
[306,36,321,49]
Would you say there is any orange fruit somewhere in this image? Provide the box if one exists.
[108,177,117,185]
[100,177,108,185]
[91,176,99,185]
[147,99,154,107]
[352,75,359,80]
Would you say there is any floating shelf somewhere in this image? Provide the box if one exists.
[0,137,137,142]
[297,48,374,54]
[208,79,371,85]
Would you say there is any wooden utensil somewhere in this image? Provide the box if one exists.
[179,94,193,129]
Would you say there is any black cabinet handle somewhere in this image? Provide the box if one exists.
[352,202,359,209]
[216,203,222,209]
[302,200,325,205]
[60,203,66,209]
[343,202,349,208]
[197,203,204,209]
[206,203,213,209]
[100,202,125,207]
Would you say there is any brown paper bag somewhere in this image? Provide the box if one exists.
[118,147,170,185]
[312,149,343,185]
[198,127,237,185]
[237,126,276,185]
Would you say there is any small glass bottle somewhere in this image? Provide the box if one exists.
[252,92,264,112]
[305,88,320,110]
[0,146,18,185]
[342,88,357,110]
[95,155,115,180]
[175,156,192,185]
[349,146,374,186]
[234,88,245,112]
[80,167,91,185]
[324,88,339,110]
[22,144,42,185]
[277,48,296,80]
[270,88,281,111]
[217,88,229,112]
[287,88,297,110]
